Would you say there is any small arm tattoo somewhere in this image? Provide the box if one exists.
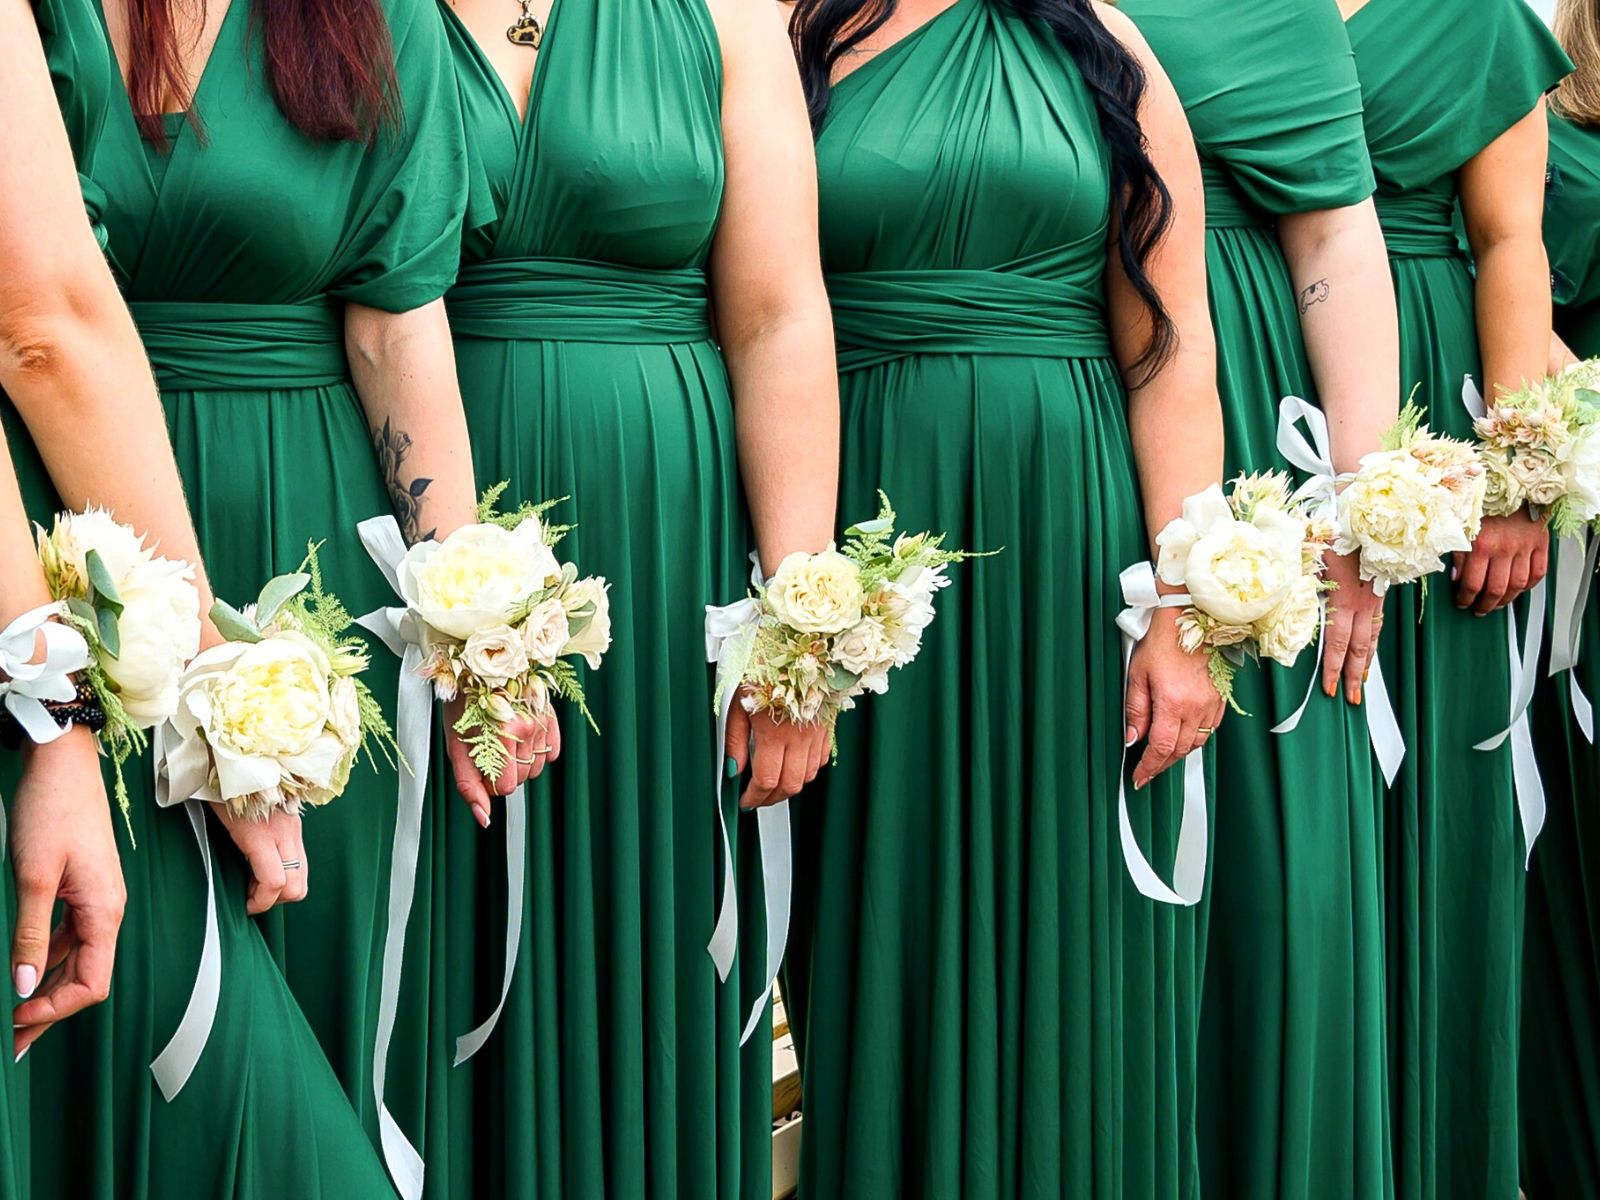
[372,417,436,544]
[1298,279,1331,314]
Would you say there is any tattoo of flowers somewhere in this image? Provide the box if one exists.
[373,417,436,544]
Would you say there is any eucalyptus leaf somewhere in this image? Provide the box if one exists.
[210,600,263,644]
[827,666,859,692]
[567,610,594,637]
[97,605,122,658]
[255,572,311,625]
[85,549,124,615]
[65,596,97,626]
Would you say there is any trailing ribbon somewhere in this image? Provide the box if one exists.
[354,516,432,1200]
[1114,563,1208,906]
[0,602,89,746]
[1270,398,1405,785]
[1462,375,1549,860]
[1548,533,1598,742]
[452,781,526,1066]
[705,556,793,1046]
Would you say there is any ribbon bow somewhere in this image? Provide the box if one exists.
[1271,397,1406,786]
[1462,376,1548,861]
[705,555,793,1046]
[1115,563,1207,906]
[0,603,89,851]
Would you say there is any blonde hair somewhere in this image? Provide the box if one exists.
[1554,0,1600,126]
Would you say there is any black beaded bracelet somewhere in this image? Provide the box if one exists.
[0,680,107,750]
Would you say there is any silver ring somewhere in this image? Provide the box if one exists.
[281,859,302,871]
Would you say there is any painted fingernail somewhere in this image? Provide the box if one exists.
[13,966,36,1001]
[1124,727,1138,747]
[475,805,491,829]
[13,1045,26,1065]
[1450,567,1459,581]
[724,755,739,779]
[1353,686,1363,705]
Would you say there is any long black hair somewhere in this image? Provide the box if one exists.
[790,0,1177,379]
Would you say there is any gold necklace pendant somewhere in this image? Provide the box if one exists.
[507,8,542,47]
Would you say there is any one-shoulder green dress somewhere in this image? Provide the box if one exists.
[439,2,770,1196]
[1347,2,1570,1196]
[1122,4,1391,1197]
[3,0,470,1194]
[1521,109,1600,1200]
[783,3,1200,1195]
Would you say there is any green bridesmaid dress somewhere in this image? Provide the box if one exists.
[439,2,770,1196]
[3,0,472,1194]
[1346,3,1570,1196]
[782,3,1200,1196]
[1521,109,1600,1200]
[1122,4,1392,1197]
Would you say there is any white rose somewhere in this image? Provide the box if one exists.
[462,624,530,685]
[560,576,613,669]
[1479,449,1525,517]
[520,598,570,667]
[832,617,896,677]
[1181,509,1304,626]
[1257,576,1322,667]
[400,523,561,642]
[42,507,151,592]
[1559,426,1600,522]
[103,555,202,727]
[765,549,864,634]
[1154,484,1234,587]
[1508,449,1567,509]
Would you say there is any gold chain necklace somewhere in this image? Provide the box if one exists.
[507,0,542,46]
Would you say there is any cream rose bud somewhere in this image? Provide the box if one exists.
[105,557,202,727]
[1183,510,1303,626]
[1258,576,1321,667]
[328,676,363,749]
[1479,450,1525,517]
[832,617,895,678]
[521,597,570,667]
[1508,450,1567,509]
[43,507,152,591]
[561,577,612,669]
[400,523,559,641]
[766,549,865,634]
[462,624,531,685]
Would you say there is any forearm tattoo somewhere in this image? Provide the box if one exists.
[372,417,436,544]
[1298,279,1331,314]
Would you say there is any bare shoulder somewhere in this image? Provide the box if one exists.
[1089,1,1158,65]
[704,0,792,51]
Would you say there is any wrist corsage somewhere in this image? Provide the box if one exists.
[161,543,394,822]
[32,508,201,823]
[1150,474,1331,712]
[393,484,612,782]
[1473,363,1600,536]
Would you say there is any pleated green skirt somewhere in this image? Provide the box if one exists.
[442,318,772,1200]
[1376,245,1522,1200]
[784,350,1201,1200]
[1199,217,1391,1200]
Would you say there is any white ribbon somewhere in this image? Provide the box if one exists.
[355,515,433,1200]
[704,556,793,1046]
[1114,563,1208,906]
[1270,397,1406,785]
[452,781,526,1066]
[0,602,89,746]
[1548,532,1598,742]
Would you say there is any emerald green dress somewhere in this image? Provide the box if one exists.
[2,0,470,1194]
[1123,4,1391,1197]
[1347,3,1571,1196]
[783,3,1200,1195]
[1521,110,1600,1200]
[439,2,770,1196]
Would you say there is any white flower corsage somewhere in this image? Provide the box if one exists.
[1474,362,1600,537]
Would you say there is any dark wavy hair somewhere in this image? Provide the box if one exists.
[125,0,400,149]
[790,0,1176,378]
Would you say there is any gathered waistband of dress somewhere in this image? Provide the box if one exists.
[447,257,713,345]
[1374,191,1463,260]
[826,267,1113,372]
[1201,163,1272,231]
[128,298,348,393]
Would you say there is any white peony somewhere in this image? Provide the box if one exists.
[560,576,612,669]
[1154,484,1235,587]
[765,549,864,634]
[1558,427,1600,522]
[1336,450,1472,589]
[40,507,151,590]
[461,623,530,686]
[102,554,202,727]
[520,598,570,668]
[400,523,561,642]
[1174,506,1305,627]
[1257,575,1322,667]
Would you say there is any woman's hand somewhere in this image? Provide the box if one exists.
[1125,607,1226,791]
[1453,509,1550,615]
[1321,550,1385,705]
[209,804,309,916]
[724,697,829,809]
[444,698,559,828]
[10,726,126,1060]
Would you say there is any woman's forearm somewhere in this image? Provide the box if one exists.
[345,298,479,544]
[0,424,53,624]
[725,309,840,577]
[1476,234,1554,397]
[1278,202,1400,473]
[1128,347,1225,546]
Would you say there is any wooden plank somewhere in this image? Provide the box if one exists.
[772,1114,802,1200]
[773,1032,802,1119]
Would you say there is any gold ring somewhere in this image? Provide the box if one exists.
[1197,726,1216,736]
[514,755,536,766]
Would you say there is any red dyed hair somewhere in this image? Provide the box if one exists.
[126,0,400,147]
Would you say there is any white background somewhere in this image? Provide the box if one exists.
[1528,0,1556,24]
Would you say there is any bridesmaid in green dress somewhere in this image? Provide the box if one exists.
[1344,0,1570,1196]
[1522,2,1600,1191]
[438,0,838,1196]
[1123,3,1398,1195]
[781,1,1227,1195]
[17,0,488,1194]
